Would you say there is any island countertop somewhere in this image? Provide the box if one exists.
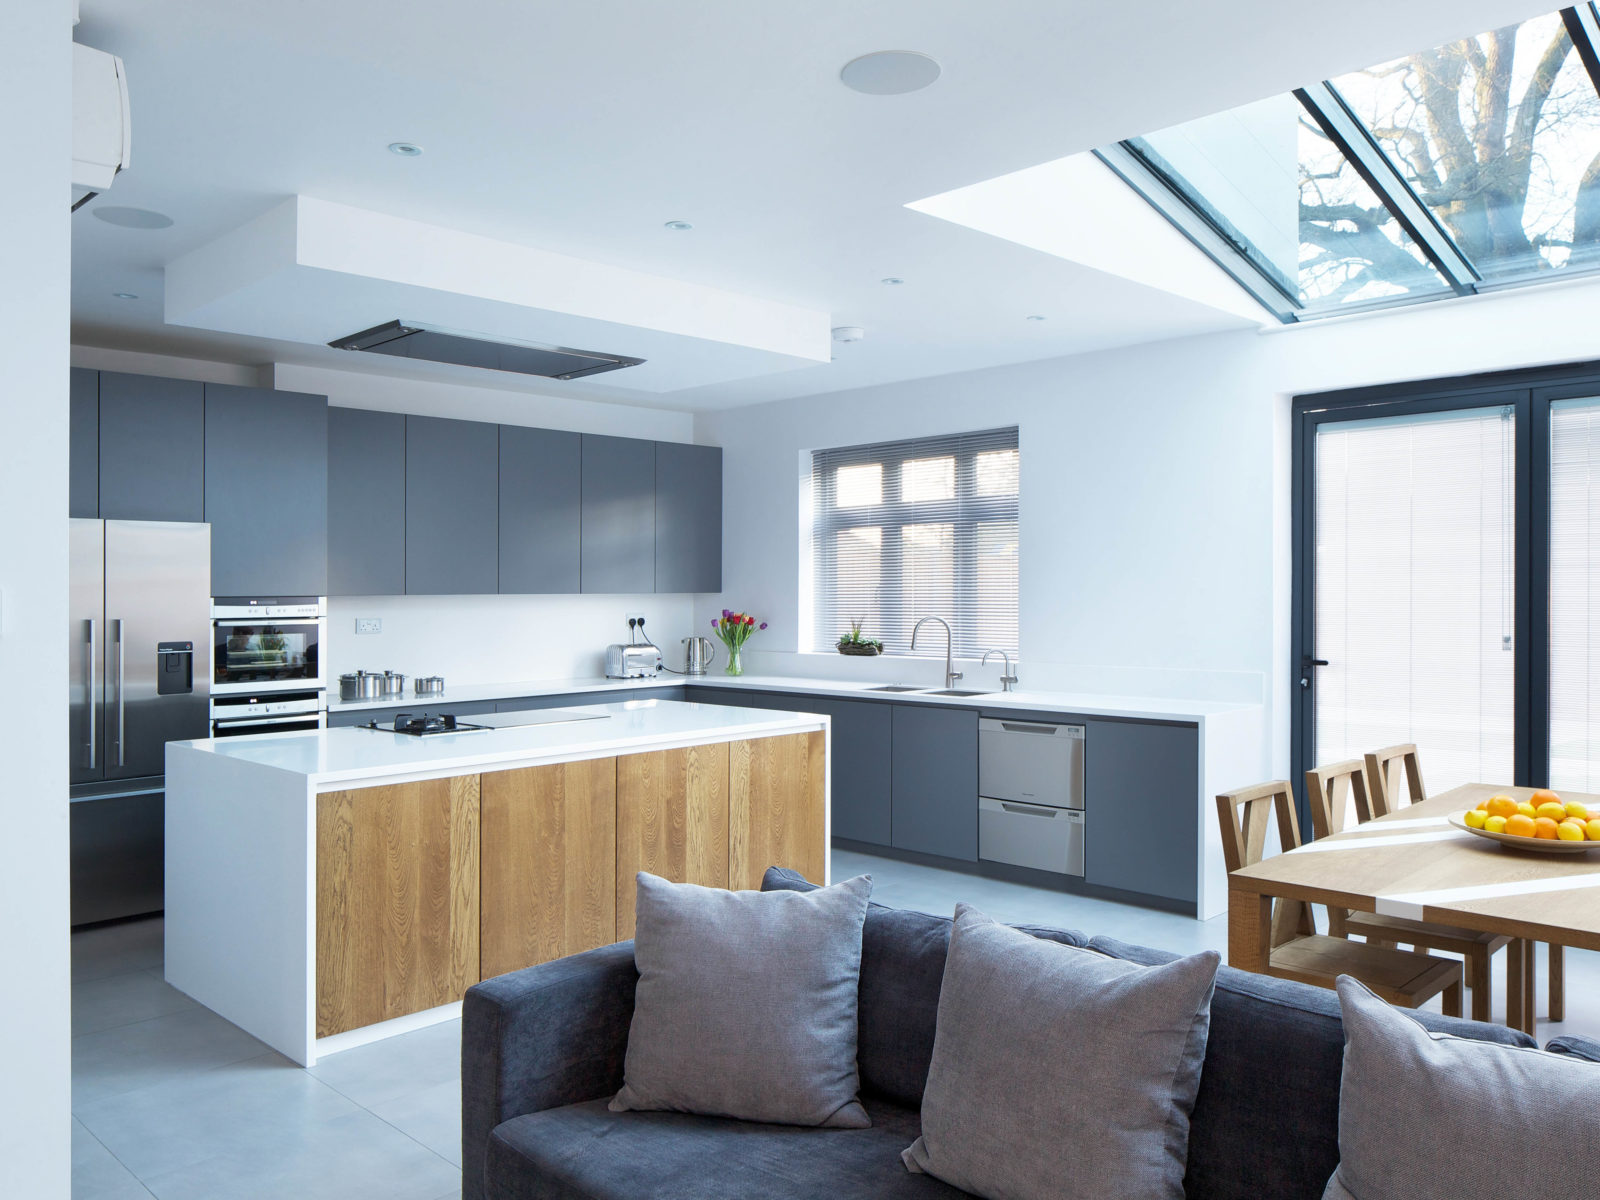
[169,698,827,787]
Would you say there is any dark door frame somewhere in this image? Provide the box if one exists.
[1290,358,1600,833]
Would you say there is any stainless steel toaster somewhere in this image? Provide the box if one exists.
[605,643,662,679]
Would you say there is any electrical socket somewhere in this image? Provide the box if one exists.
[355,617,382,635]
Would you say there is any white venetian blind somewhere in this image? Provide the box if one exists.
[1313,406,1516,793]
[1549,397,1600,790]
[811,427,1019,659]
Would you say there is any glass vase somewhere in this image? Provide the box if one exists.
[725,647,743,676]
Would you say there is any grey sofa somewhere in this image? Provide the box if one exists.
[462,867,1598,1200]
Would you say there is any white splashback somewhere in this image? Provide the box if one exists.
[326,593,696,683]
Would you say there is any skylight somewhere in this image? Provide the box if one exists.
[1098,5,1600,322]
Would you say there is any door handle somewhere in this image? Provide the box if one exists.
[1299,656,1329,689]
[112,618,125,767]
[85,618,97,770]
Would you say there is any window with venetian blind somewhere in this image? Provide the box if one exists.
[810,428,1018,659]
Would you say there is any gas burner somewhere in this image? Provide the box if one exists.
[361,712,490,736]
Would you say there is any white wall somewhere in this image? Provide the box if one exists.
[698,275,1600,780]
[0,0,72,1194]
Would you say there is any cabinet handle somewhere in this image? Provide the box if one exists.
[1000,802,1059,818]
[85,618,97,769]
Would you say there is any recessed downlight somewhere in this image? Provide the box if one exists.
[840,51,941,95]
[664,219,694,231]
[881,277,904,285]
[1025,314,1047,321]
[388,141,423,157]
[112,291,139,300]
[92,206,174,229]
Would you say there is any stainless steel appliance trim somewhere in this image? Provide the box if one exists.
[212,714,327,731]
[978,718,1085,809]
[112,617,125,767]
[978,796,1085,876]
[85,618,97,769]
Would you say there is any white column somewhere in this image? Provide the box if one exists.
[0,0,74,1194]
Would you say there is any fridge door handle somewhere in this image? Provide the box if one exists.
[85,618,97,769]
[112,617,125,767]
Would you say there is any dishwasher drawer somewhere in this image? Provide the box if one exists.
[978,718,1084,808]
[979,797,1084,877]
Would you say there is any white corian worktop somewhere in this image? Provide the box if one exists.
[326,671,1257,724]
[176,699,824,786]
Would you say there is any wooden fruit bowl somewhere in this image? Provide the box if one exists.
[1448,811,1600,854]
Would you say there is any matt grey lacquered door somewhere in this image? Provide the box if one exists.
[581,435,654,593]
[406,416,500,595]
[891,704,978,860]
[653,441,722,593]
[1082,719,1198,903]
[98,372,205,522]
[71,368,99,518]
[204,384,328,596]
[327,407,406,596]
[499,426,582,593]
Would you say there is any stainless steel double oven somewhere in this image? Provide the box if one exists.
[210,597,327,735]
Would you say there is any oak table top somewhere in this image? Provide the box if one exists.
[1229,783,1600,954]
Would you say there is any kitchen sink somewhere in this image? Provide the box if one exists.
[866,685,928,693]
[925,688,993,697]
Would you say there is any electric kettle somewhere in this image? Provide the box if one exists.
[682,635,716,675]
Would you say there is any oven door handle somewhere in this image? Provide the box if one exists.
[213,715,324,731]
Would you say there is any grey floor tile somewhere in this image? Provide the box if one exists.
[76,1051,363,1180]
[139,1108,460,1200]
[73,1006,270,1108]
[73,916,165,983]
[73,967,199,1037]
[368,1078,462,1166]
[307,1018,461,1109]
[73,1118,156,1200]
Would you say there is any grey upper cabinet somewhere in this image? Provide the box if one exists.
[499,426,581,594]
[580,434,654,593]
[327,407,406,597]
[98,372,205,522]
[70,368,99,518]
[891,704,979,861]
[204,384,328,597]
[1083,718,1199,903]
[653,441,722,593]
[405,416,499,595]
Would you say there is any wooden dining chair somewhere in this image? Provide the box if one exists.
[1216,780,1463,1016]
[1305,760,1507,1022]
[1363,744,1426,818]
[1362,743,1564,1023]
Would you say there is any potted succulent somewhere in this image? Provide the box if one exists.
[836,618,883,657]
[711,609,766,676]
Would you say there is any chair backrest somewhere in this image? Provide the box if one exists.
[1304,760,1374,840]
[1215,781,1312,948]
[1364,744,1426,817]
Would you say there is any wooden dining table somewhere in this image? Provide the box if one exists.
[1228,782,1600,1035]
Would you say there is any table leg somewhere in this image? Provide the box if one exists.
[1228,887,1273,974]
[1549,944,1564,1023]
[1506,940,1526,1034]
[1524,941,1538,1036]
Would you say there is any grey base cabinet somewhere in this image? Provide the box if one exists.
[1082,719,1198,904]
[891,705,978,861]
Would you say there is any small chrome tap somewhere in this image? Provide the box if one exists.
[983,649,1018,692]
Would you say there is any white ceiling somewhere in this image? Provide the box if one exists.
[71,0,1561,411]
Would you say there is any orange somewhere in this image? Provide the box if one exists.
[1476,799,1491,812]
[1533,817,1560,840]
[1532,788,1562,806]
[1485,796,1519,820]
[1504,813,1538,839]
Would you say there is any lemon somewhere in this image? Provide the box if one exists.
[1557,822,1584,842]
[1565,800,1591,821]
[1516,801,1538,818]
[1463,809,1487,829]
[1536,801,1569,822]
[1587,819,1600,842]
[1485,815,1508,834]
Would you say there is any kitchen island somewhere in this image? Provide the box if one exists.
[164,699,828,1065]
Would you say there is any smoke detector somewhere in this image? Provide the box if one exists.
[831,326,866,343]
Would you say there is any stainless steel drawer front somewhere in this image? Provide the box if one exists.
[978,718,1084,809]
[979,797,1084,876]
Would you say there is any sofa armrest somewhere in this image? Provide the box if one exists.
[460,941,639,1200]
[1546,1035,1600,1063]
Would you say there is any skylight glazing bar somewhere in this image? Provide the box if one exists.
[1295,83,1480,293]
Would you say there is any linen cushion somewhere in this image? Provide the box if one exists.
[903,904,1220,1200]
[610,871,873,1128]
[1325,975,1600,1200]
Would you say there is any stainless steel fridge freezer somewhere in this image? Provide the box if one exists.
[69,519,210,923]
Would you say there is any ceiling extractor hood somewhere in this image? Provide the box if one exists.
[328,321,645,381]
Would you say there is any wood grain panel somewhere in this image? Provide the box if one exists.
[316,775,480,1038]
[729,731,827,891]
[616,743,729,939]
[480,757,617,979]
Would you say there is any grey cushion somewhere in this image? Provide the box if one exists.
[904,904,1220,1200]
[1326,975,1600,1200]
[610,871,873,1128]
[486,1096,971,1200]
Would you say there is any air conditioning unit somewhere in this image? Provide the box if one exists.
[72,43,131,210]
